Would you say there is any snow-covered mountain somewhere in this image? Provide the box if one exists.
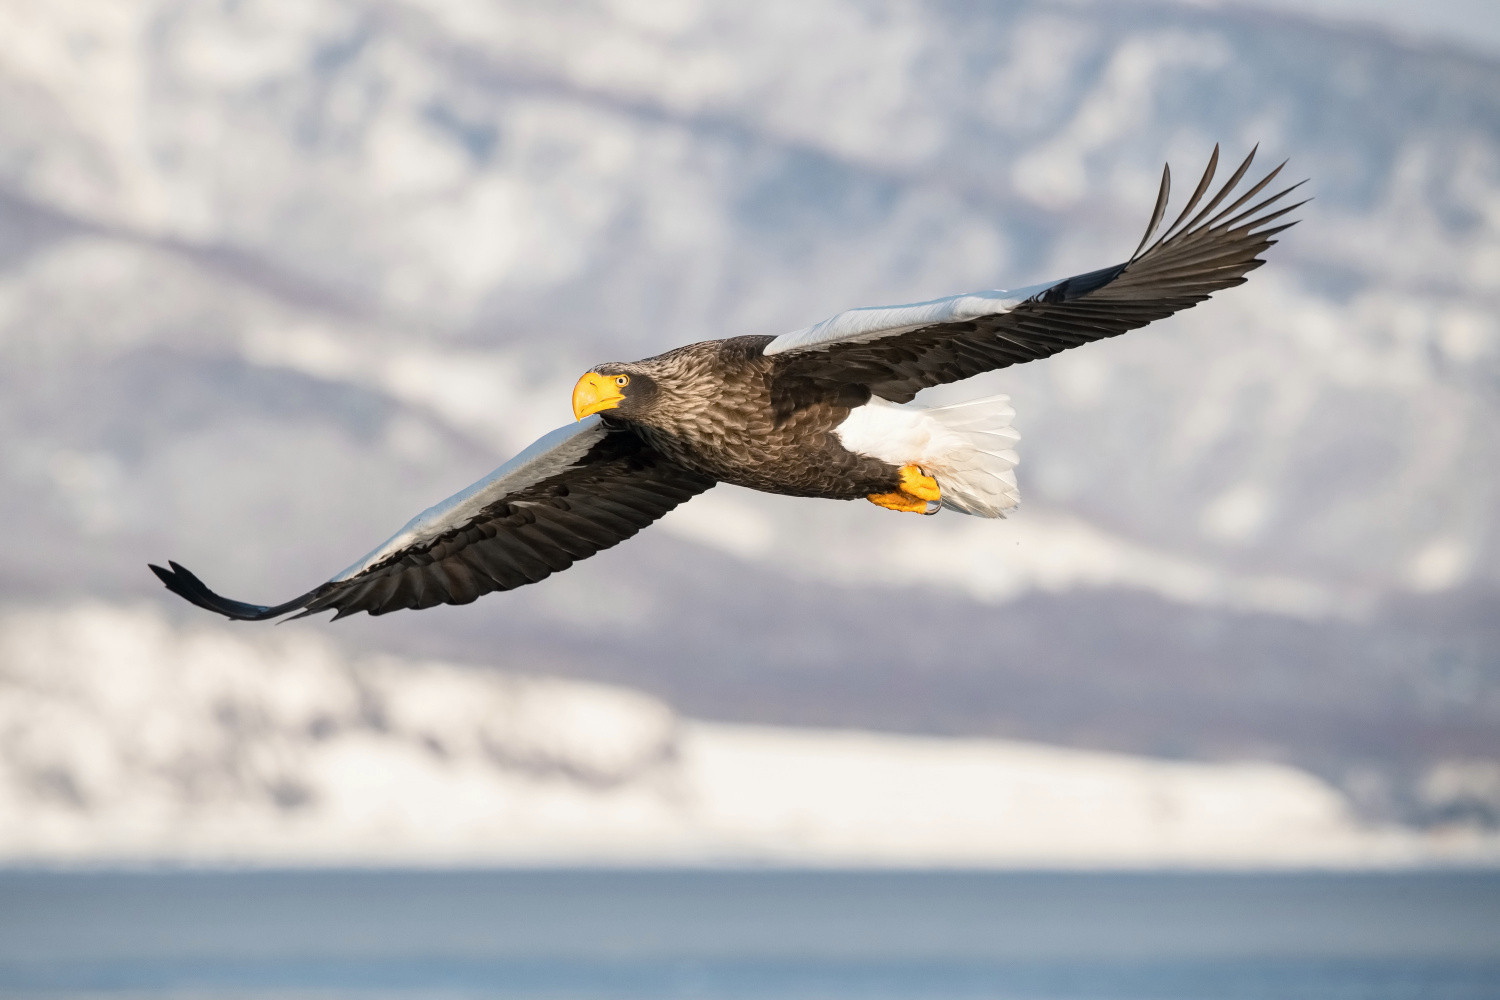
[1,0,1497,838]
[7,601,1494,866]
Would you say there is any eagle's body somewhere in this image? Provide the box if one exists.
[597,336,897,499]
[151,146,1304,622]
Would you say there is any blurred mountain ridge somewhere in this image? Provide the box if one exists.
[1,0,1497,832]
[7,600,1494,866]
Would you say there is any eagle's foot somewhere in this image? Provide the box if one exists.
[867,491,927,513]
[898,465,941,502]
[867,466,941,514]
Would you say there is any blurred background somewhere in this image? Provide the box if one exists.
[1,0,1500,994]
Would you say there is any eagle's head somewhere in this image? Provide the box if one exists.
[572,363,661,422]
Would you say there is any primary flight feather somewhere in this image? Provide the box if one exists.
[152,145,1304,621]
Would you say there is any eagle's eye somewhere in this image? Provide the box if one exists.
[614,375,630,387]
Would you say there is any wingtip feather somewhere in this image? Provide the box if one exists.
[1130,162,1172,262]
[146,559,315,622]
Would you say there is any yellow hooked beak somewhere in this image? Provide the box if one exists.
[572,371,627,420]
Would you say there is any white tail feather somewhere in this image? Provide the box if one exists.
[833,394,1021,518]
[922,395,1021,517]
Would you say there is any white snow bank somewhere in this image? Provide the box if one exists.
[0,602,1494,867]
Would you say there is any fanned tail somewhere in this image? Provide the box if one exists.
[924,395,1021,518]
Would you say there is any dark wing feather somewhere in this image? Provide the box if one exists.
[773,147,1305,402]
[150,428,715,621]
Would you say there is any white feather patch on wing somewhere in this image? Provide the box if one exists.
[762,281,1059,357]
[331,416,611,582]
[835,395,1021,518]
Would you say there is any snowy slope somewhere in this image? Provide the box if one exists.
[5,602,1493,866]
[3,0,1496,594]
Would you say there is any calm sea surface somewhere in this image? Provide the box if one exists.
[1,869,1497,999]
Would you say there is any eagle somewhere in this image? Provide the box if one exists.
[152,146,1302,621]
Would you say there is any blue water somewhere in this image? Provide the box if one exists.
[1,870,1497,998]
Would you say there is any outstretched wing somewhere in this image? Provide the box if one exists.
[150,416,716,621]
[764,146,1305,402]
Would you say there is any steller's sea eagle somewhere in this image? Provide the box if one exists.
[152,146,1303,621]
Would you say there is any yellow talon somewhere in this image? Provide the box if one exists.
[867,491,930,513]
[898,465,941,502]
[867,465,941,513]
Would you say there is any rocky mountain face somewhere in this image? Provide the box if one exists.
[1,0,1497,828]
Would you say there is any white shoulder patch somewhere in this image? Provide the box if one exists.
[762,281,1058,357]
[331,416,610,582]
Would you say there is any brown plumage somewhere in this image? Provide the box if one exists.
[589,338,892,499]
[152,145,1304,621]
